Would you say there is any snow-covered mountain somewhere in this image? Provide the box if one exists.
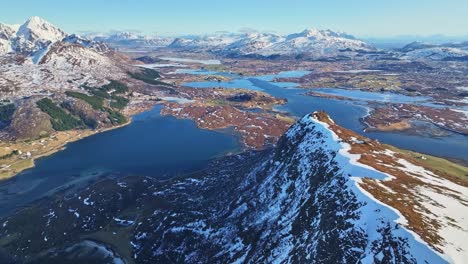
[224,32,285,55]
[93,28,374,57]
[255,29,373,56]
[93,31,174,48]
[0,16,112,64]
[400,41,468,61]
[165,28,374,57]
[1,112,466,263]
[169,33,242,51]
[12,16,67,54]
[0,17,128,101]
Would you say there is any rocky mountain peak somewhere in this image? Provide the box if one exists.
[12,16,67,54]
[17,16,67,43]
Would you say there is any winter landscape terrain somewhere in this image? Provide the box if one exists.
[0,11,467,264]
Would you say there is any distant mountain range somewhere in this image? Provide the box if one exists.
[89,29,468,61]
[2,17,467,61]
[93,31,173,48]
[399,41,468,61]
[92,28,375,58]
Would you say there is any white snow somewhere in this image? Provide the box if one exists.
[136,63,187,68]
[334,69,382,73]
[159,57,221,65]
[30,43,52,64]
[83,197,94,206]
[160,96,195,104]
[306,113,449,263]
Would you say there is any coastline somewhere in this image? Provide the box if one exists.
[0,102,156,181]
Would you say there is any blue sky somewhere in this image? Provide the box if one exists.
[1,0,467,37]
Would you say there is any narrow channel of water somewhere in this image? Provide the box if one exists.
[182,70,468,162]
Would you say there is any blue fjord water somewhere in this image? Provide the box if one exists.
[0,105,239,216]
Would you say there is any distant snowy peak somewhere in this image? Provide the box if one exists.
[400,41,438,52]
[168,34,241,50]
[0,16,115,66]
[17,16,67,42]
[404,47,468,61]
[94,32,174,48]
[165,28,374,57]
[260,28,372,56]
[287,28,357,40]
[14,16,67,54]
[107,31,142,41]
[401,41,468,61]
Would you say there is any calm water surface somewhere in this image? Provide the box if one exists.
[0,105,239,216]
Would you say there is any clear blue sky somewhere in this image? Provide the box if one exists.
[1,0,467,37]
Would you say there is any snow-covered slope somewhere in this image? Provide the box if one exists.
[62,34,111,53]
[0,23,18,53]
[37,41,115,68]
[400,41,468,61]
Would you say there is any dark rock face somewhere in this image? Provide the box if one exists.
[0,114,439,263]
[227,93,253,102]
[134,56,162,64]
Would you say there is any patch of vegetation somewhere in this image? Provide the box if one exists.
[89,87,111,99]
[66,81,130,128]
[204,64,227,72]
[128,68,171,86]
[102,80,129,94]
[227,93,253,102]
[105,108,127,125]
[81,116,99,129]
[61,102,99,130]
[36,98,83,131]
[392,146,468,182]
[0,103,15,124]
[0,150,19,160]
[65,91,104,110]
[110,95,129,110]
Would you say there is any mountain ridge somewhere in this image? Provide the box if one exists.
[1,112,466,263]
